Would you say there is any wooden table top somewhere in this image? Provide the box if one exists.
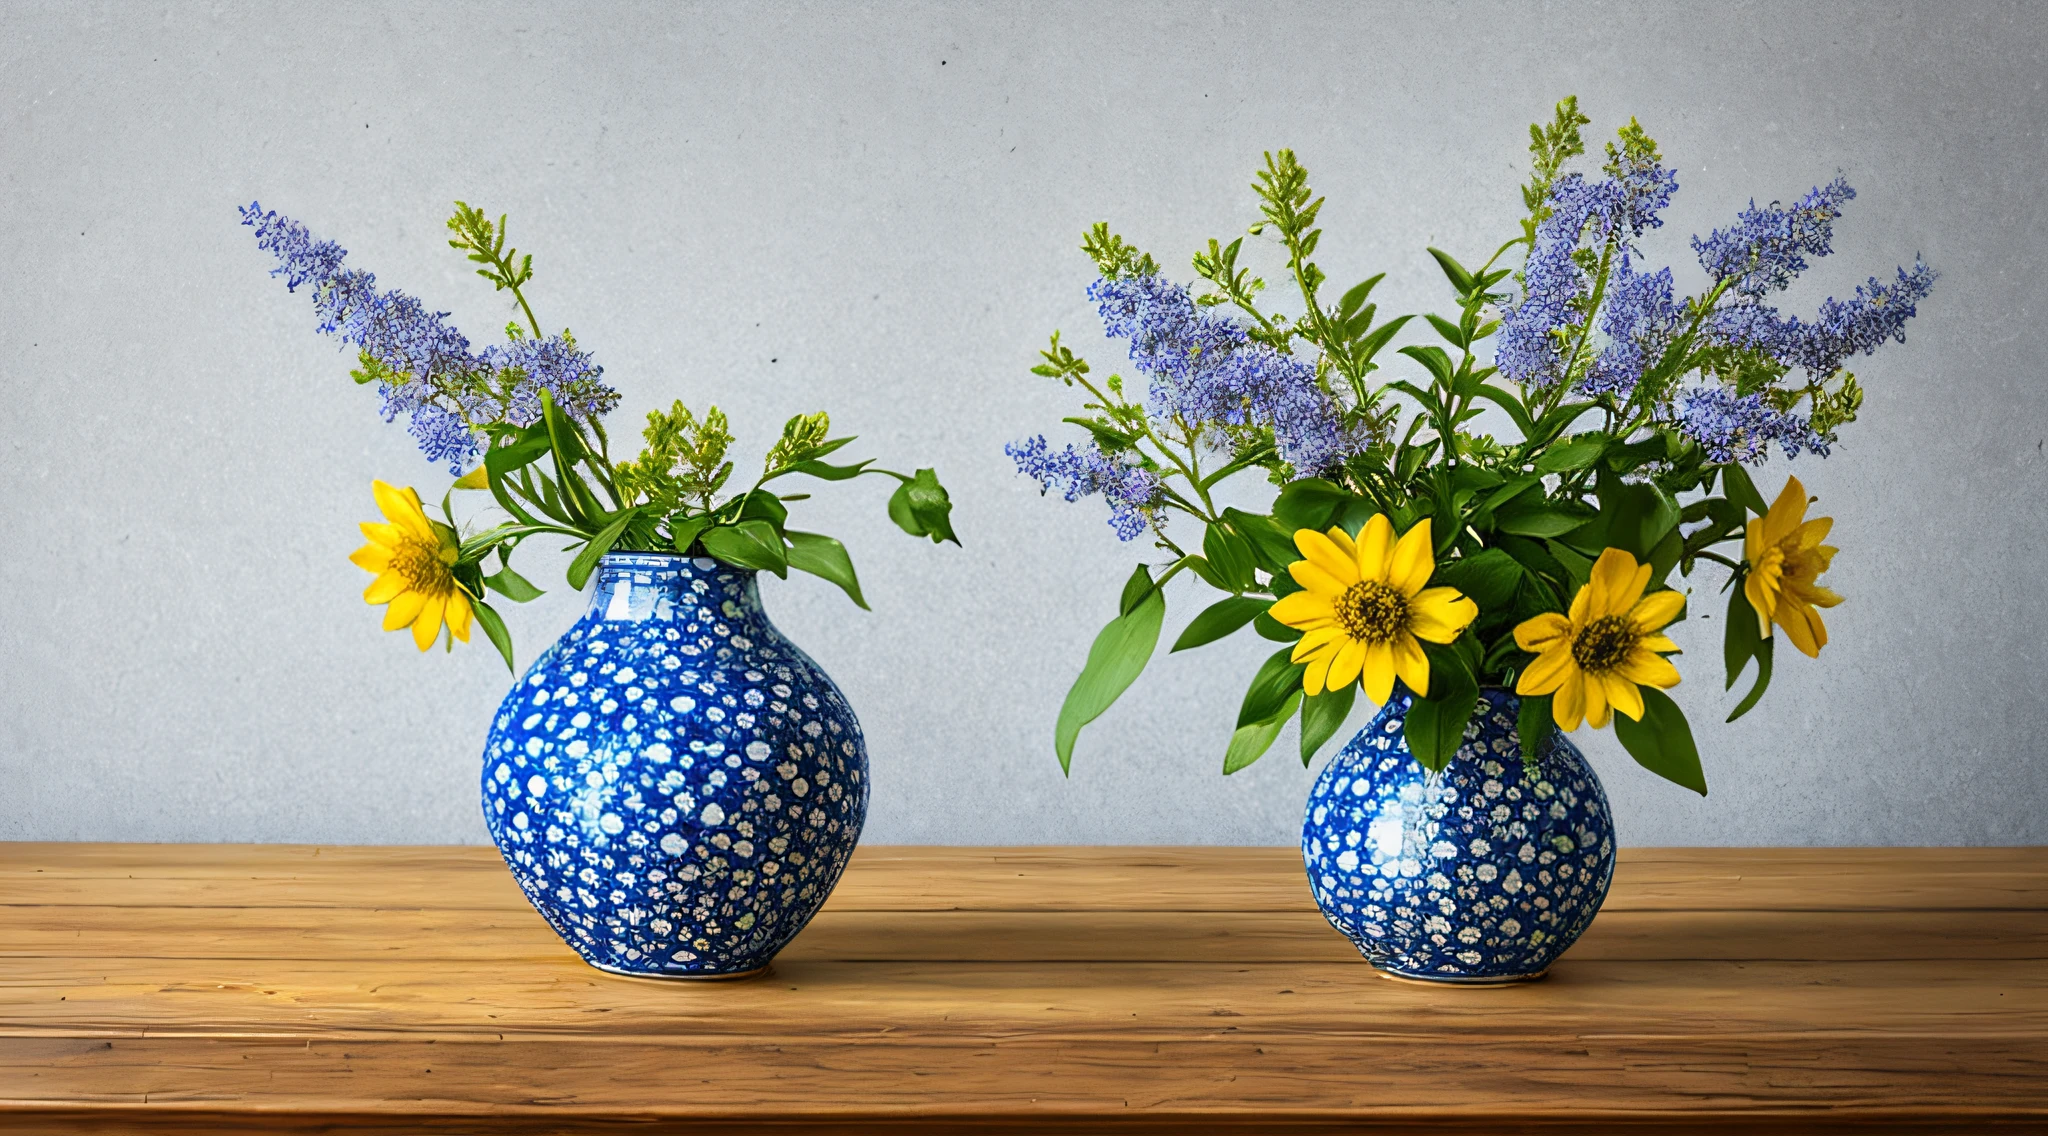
[1,843,2044,1133]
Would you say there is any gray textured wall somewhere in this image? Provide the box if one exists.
[3,1,2043,846]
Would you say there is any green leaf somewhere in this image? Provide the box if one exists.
[1613,687,1708,795]
[1469,385,1538,443]
[1299,683,1357,765]
[566,510,639,592]
[1253,611,1295,642]
[785,530,868,610]
[1237,646,1308,728]
[1119,562,1158,615]
[1171,595,1269,652]
[669,512,713,555]
[1336,274,1383,319]
[1723,572,1773,722]
[1515,694,1554,769]
[1272,478,1350,534]
[1425,313,1466,349]
[1720,462,1771,517]
[1398,344,1455,388]
[1495,500,1589,538]
[1054,585,1167,773]
[1223,691,1301,775]
[736,489,790,532]
[700,521,789,577]
[1222,508,1299,576]
[787,457,875,481]
[1202,522,1257,593]
[887,468,960,545]
[1426,246,1477,295]
[472,599,517,674]
[1350,315,1413,364]
[482,563,544,603]
[1534,434,1608,472]
[1436,548,1523,609]
[1402,644,1479,773]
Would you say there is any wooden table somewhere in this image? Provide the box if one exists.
[1,844,2044,1133]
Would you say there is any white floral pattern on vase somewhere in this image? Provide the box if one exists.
[1302,688,1616,983]
[481,552,867,977]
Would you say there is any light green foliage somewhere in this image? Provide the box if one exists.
[763,411,832,476]
[615,402,736,512]
[1082,222,1158,279]
[446,201,540,336]
[1521,96,1591,245]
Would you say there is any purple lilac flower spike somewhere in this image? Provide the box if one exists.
[1583,254,1682,399]
[1497,175,1603,389]
[1005,435,1160,541]
[1787,260,1940,376]
[1675,386,1826,464]
[1693,178,1856,300]
[1088,274,1354,474]
[240,202,620,473]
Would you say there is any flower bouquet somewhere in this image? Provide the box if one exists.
[1012,99,1935,981]
[243,202,956,978]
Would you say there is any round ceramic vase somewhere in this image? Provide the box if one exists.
[1301,688,1616,984]
[480,552,868,978]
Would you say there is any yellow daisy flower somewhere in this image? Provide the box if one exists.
[1744,475,1842,658]
[1269,516,1478,703]
[1513,547,1683,732]
[348,480,474,651]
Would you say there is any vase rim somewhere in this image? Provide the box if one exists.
[597,549,755,573]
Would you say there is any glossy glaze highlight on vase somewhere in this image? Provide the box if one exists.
[481,552,867,978]
[1301,688,1615,983]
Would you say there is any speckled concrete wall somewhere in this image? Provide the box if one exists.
[2,0,2042,845]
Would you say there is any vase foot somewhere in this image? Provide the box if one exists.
[1373,966,1548,986]
[588,960,772,982]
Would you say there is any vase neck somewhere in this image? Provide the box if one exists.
[586,553,763,627]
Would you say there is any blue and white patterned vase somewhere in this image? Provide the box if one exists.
[1301,688,1616,984]
[479,552,868,979]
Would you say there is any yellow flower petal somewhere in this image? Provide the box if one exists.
[1583,671,1613,729]
[1515,612,1572,653]
[363,572,410,605]
[373,480,436,542]
[1326,639,1367,694]
[1602,672,1645,722]
[1628,590,1685,634]
[1517,645,1574,696]
[1409,587,1477,643]
[1294,529,1362,587]
[1388,518,1435,596]
[1392,634,1429,699]
[1586,548,1638,617]
[1271,591,1337,629]
[1288,560,1352,598]
[410,592,447,651]
[1354,514,1394,584]
[1553,671,1588,732]
[1323,525,1357,562]
[1762,475,1809,545]
[1358,640,1396,704]
[383,590,427,631]
[1795,515,1833,550]
[1615,649,1681,689]
[350,544,393,572]
[1303,651,1333,697]
[446,590,474,641]
[1636,634,1682,655]
[1291,627,1345,663]
[1776,596,1827,657]
[359,521,404,548]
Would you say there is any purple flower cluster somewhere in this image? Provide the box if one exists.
[1086,274,1355,474]
[1005,435,1160,540]
[240,203,618,472]
[1692,178,1854,299]
[1583,254,1681,399]
[1675,387,1826,464]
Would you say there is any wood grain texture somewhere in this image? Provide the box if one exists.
[1,844,2044,1133]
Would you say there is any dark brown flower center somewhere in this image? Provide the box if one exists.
[1336,581,1409,644]
[391,536,454,597]
[1571,614,1638,673]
